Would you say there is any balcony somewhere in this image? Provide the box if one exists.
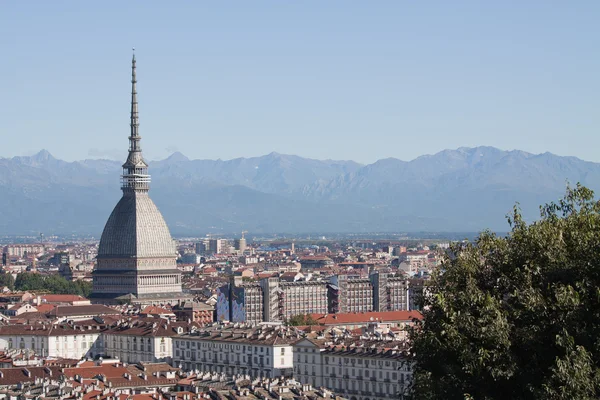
[370,377,377,382]
[330,373,336,378]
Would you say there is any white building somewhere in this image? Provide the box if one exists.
[294,335,412,400]
[172,324,298,378]
[0,324,102,359]
[102,319,196,364]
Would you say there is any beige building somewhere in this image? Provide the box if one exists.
[172,324,298,379]
[0,324,102,359]
[294,335,412,400]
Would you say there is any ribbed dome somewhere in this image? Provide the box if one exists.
[98,193,175,258]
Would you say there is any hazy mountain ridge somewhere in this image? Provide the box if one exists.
[1,146,598,235]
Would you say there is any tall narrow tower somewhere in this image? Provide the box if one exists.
[91,51,183,305]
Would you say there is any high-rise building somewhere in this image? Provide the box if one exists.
[91,52,184,305]
[234,232,247,253]
[194,240,208,255]
[329,274,374,313]
[216,276,264,324]
[371,272,410,311]
[208,239,225,254]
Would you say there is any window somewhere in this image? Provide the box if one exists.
[281,348,285,355]
[8,338,12,349]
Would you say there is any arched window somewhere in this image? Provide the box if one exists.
[19,338,25,349]
[8,338,13,349]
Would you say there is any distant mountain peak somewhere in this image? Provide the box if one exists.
[165,151,189,163]
[32,149,55,161]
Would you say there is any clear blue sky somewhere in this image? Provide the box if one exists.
[1,1,599,164]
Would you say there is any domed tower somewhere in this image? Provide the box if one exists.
[91,52,183,304]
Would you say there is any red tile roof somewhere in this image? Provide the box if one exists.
[40,294,88,303]
[310,310,422,325]
[141,305,173,315]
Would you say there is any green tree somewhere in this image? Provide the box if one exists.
[14,272,45,291]
[14,272,92,297]
[0,273,15,290]
[409,185,600,400]
[288,314,319,326]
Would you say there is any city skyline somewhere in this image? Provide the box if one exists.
[2,2,599,164]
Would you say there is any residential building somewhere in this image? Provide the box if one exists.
[0,324,102,359]
[294,332,412,400]
[371,272,410,311]
[329,275,373,314]
[102,319,196,364]
[208,239,225,255]
[216,278,264,324]
[172,324,297,378]
[173,301,214,324]
[299,256,334,270]
[2,244,44,259]
[310,310,422,337]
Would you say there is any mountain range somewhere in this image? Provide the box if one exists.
[1,146,599,235]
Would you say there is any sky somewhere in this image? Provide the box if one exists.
[1,1,599,164]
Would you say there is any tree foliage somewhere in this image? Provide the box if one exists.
[410,184,600,400]
[0,273,15,290]
[14,273,92,297]
[288,314,320,326]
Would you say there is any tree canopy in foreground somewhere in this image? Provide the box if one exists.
[410,185,600,400]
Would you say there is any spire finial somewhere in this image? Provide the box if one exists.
[130,49,138,140]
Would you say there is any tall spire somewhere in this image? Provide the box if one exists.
[122,48,150,193]
[130,48,140,150]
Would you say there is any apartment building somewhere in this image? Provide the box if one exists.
[329,275,374,313]
[3,244,45,258]
[294,332,412,400]
[102,319,196,364]
[261,277,329,322]
[216,278,264,324]
[172,324,298,378]
[371,272,411,311]
[0,323,103,359]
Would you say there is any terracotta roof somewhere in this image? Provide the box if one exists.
[104,318,198,337]
[310,310,423,325]
[62,363,178,388]
[49,305,121,317]
[36,304,56,313]
[40,294,87,303]
[141,305,173,315]
[0,366,62,385]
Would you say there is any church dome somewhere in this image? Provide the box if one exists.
[98,193,175,258]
